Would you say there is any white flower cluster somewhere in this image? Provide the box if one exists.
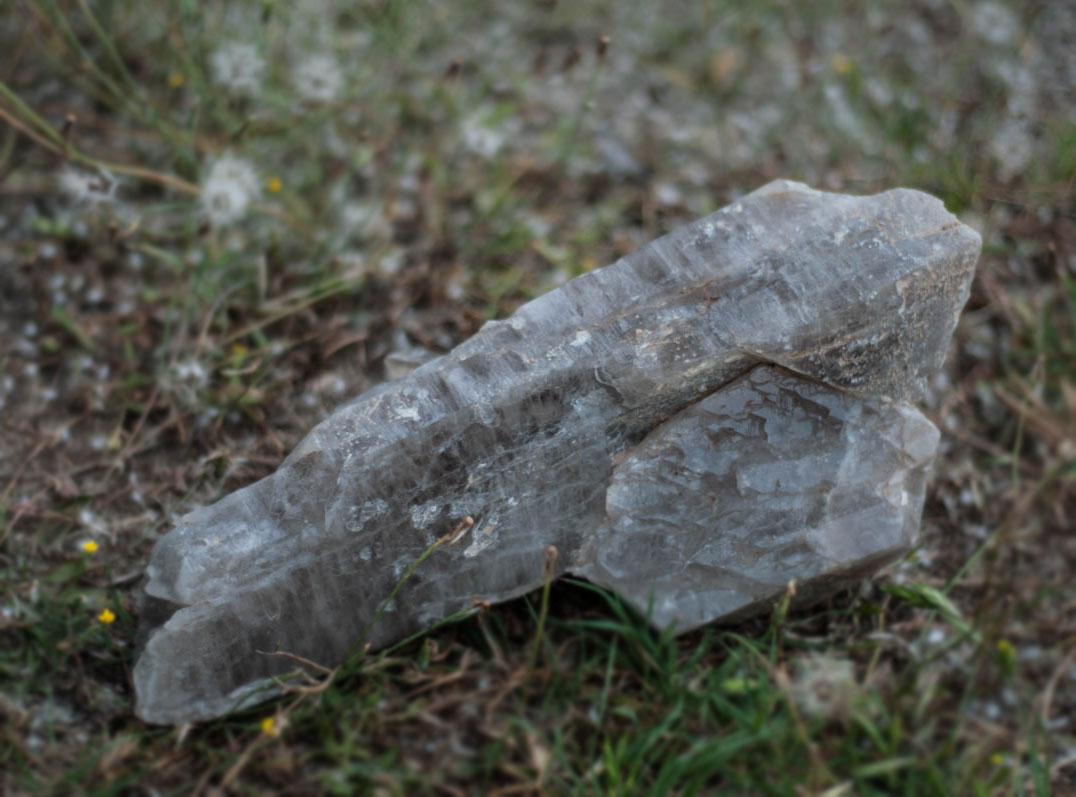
[211,39,350,108]
[292,54,344,103]
[211,42,265,97]
[786,654,860,722]
[58,166,118,205]
[201,154,260,226]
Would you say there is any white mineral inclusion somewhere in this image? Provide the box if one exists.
[474,402,495,425]
[362,498,389,521]
[134,180,980,725]
[410,502,441,529]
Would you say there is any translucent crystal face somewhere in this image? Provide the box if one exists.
[134,180,980,725]
[579,365,939,632]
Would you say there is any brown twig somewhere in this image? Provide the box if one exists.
[1039,642,1076,729]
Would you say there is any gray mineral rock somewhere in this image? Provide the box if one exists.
[134,180,980,724]
[579,365,940,631]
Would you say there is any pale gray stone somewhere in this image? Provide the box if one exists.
[134,180,980,724]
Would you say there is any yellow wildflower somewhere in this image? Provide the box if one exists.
[98,608,116,624]
[260,716,280,737]
[991,752,1004,766]
[168,71,184,89]
[266,176,282,193]
[830,53,854,75]
[82,540,99,554]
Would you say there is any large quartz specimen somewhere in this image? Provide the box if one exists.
[134,180,980,724]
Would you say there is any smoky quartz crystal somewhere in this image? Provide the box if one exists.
[134,180,980,724]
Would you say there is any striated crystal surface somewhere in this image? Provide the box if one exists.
[134,180,981,724]
[576,365,940,631]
